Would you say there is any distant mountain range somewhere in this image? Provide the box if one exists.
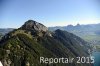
[0,20,92,66]
[0,28,14,40]
[49,23,100,33]
[49,23,100,45]
[0,28,14,35]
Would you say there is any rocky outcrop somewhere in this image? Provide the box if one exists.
[20,20,48,32]
[0,61,3,66]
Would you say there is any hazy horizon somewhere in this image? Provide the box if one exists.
[0,22,100,29]
[0,0,100,28]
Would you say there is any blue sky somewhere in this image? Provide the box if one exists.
[0,0,100,28]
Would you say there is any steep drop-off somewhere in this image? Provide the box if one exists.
[0,20,92,66]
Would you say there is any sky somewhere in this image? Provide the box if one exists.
[0,0,100,28]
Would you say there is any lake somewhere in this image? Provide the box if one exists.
[92,52,100,66]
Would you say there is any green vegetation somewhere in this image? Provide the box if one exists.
[0,29,91,66]
[49,24,100,51]
[0,20,92,66]
[81,35,100,42]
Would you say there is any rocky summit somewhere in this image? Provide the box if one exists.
[20,20,48,32]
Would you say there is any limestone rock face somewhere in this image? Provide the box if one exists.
[2,59,11,66]
[0,61,3,66]
[20,20,48,32]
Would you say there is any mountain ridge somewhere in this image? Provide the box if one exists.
[49,23,100,45]
[0,20,92,66]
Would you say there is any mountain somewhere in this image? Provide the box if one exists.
[49,23,100,45]
[0,28,14,35]
[0,20,92,66]
[49,23,100,32]
[20,20,48,32]
[0,33,2,39]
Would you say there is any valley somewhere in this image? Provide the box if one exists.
[49,23,100,51]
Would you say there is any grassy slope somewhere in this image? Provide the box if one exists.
[0,29,92,66]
